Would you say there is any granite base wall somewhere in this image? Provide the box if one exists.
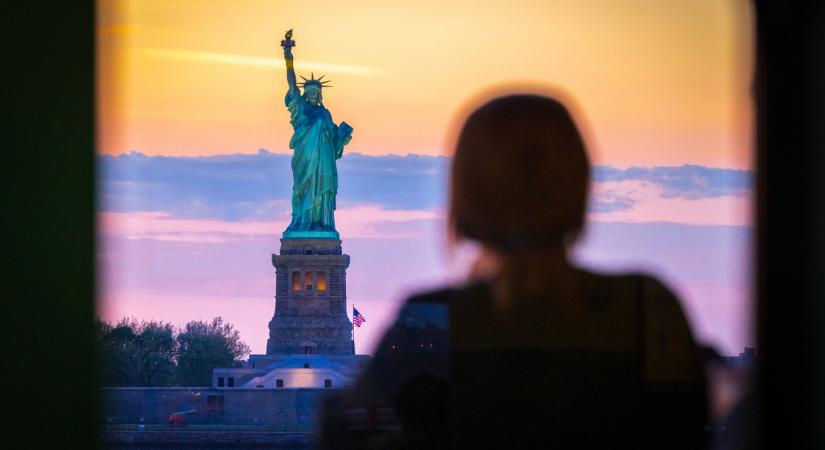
[100,388,335,431]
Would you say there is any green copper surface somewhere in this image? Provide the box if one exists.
[280,30,352,239]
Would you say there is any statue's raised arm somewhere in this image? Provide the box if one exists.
[278,29,353,239]
[281,29,299,97]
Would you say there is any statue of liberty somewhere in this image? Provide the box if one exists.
[280,29,353,239]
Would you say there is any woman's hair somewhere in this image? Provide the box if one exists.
[449,94,590,250]
[448,93,591,305]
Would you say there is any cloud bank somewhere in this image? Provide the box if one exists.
[593,165,751,199]
[99,151,752,222]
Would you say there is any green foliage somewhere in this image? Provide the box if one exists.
[176,317,251,386]
[97,317,177,387]
[96,316,248,387]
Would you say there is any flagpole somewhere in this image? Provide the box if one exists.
[352,304,356,354]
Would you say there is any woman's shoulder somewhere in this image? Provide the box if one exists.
[404,271,683,308]
[403,280,491,306]
[573,268,681,304]
[394,283,486,329]
[585,270,703,371]
[579,269,692,331]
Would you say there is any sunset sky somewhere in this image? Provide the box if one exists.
[98,0,752,167]
[97,0,755,356]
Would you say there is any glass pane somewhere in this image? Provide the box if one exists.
[97,0,753,446]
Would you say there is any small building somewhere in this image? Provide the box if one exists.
[213,353,370,389]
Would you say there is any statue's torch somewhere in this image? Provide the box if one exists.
[281,29,295,52]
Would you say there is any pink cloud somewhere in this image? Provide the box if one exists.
[336,205,442,238]
[98,211,283,242]
[589,180,752,226]
[99,206,443,243]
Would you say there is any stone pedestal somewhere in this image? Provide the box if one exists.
[267,239,354,355]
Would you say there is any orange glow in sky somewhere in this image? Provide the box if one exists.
[98,0,753,168]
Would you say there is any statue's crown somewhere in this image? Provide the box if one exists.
[299,73,332,90]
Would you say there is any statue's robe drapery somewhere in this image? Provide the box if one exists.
[285,90,352,231]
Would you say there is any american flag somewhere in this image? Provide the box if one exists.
[353,307,366,327]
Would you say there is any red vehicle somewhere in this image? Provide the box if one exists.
[168,409,198,426]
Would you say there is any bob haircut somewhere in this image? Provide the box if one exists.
[449,94,591,252]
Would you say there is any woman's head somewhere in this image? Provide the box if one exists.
[449,94,591,254]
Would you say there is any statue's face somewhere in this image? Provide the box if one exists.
[305,89,321,105]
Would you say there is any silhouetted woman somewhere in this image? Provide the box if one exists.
[318,93,708,450]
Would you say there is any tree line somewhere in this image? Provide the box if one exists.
[96,316,250,387]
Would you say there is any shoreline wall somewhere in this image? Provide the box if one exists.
[100,387,336,431]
